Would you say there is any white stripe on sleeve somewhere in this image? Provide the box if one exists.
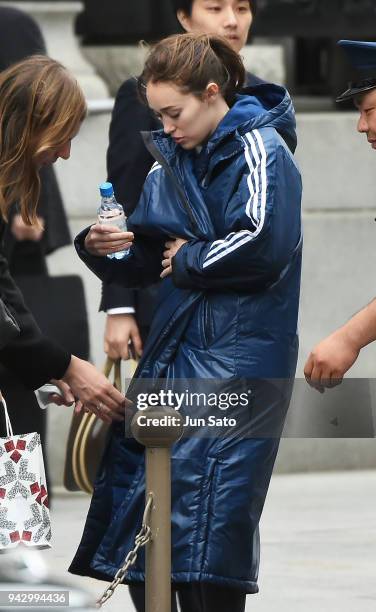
[202,129,268,270]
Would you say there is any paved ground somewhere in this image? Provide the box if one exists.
[41,470,376,611]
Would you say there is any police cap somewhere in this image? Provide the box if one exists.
[336,40,376,103]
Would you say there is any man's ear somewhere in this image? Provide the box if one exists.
[177,9,191,31]
[204,82,220,102]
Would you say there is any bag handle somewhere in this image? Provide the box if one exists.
[71,357,122,495]
[103,357,121,390]
[0,390,14,438]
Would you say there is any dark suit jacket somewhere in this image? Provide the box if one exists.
[103,72,266,327]
[2,166,72,276]
[104,77,160,325]
[0,6,71,267]
[0,6,44,71]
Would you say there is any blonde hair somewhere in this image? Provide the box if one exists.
[0,55,87,225]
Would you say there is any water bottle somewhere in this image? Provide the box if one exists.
[97,182,130,260]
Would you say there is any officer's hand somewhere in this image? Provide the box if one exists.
[304,328,360,392]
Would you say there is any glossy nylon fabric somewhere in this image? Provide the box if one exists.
[70,83,302,592]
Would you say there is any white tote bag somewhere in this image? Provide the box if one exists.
[0,392,51,549]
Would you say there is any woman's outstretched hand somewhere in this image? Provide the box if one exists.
[84,223,134,257]
[59,355,129,423]
[161,237,187,278]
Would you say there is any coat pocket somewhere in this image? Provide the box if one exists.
[201,296,215,348]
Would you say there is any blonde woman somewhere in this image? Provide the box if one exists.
[0,55,125,420]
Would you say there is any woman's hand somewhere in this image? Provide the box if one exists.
[60,355,131,423]
[161,237,187,278]
[48,379,76,406]
[11,214,45,242]
[84,223,134,257]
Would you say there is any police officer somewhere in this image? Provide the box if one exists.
[305,40,376,390]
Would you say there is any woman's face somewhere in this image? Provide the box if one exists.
[178,0,253,53]
[147,81,226,149]
[35,139,72,168]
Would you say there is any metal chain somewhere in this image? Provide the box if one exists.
[96,493,153,608]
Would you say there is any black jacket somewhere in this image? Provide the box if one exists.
[0,221,70,389]
[0,6,71,268]
[104,71,266,326]
[0,6,44,71]
[104,77,160,324]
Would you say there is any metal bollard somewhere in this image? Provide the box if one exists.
[131,407,184,612]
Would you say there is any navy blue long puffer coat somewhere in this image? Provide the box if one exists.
[70,83,302,594]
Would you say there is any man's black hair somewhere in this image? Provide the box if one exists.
[172,0,257,17]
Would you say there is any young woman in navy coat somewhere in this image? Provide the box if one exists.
[72,33,302,612]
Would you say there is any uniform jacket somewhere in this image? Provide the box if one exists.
[71,83,302,592]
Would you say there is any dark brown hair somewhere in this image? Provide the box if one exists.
[0,55,87,225]
[140,32,245,106]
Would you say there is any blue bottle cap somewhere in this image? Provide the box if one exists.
[99,182,114,197]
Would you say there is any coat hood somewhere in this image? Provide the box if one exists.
[151,83,297,159]
[208,83,297,154]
